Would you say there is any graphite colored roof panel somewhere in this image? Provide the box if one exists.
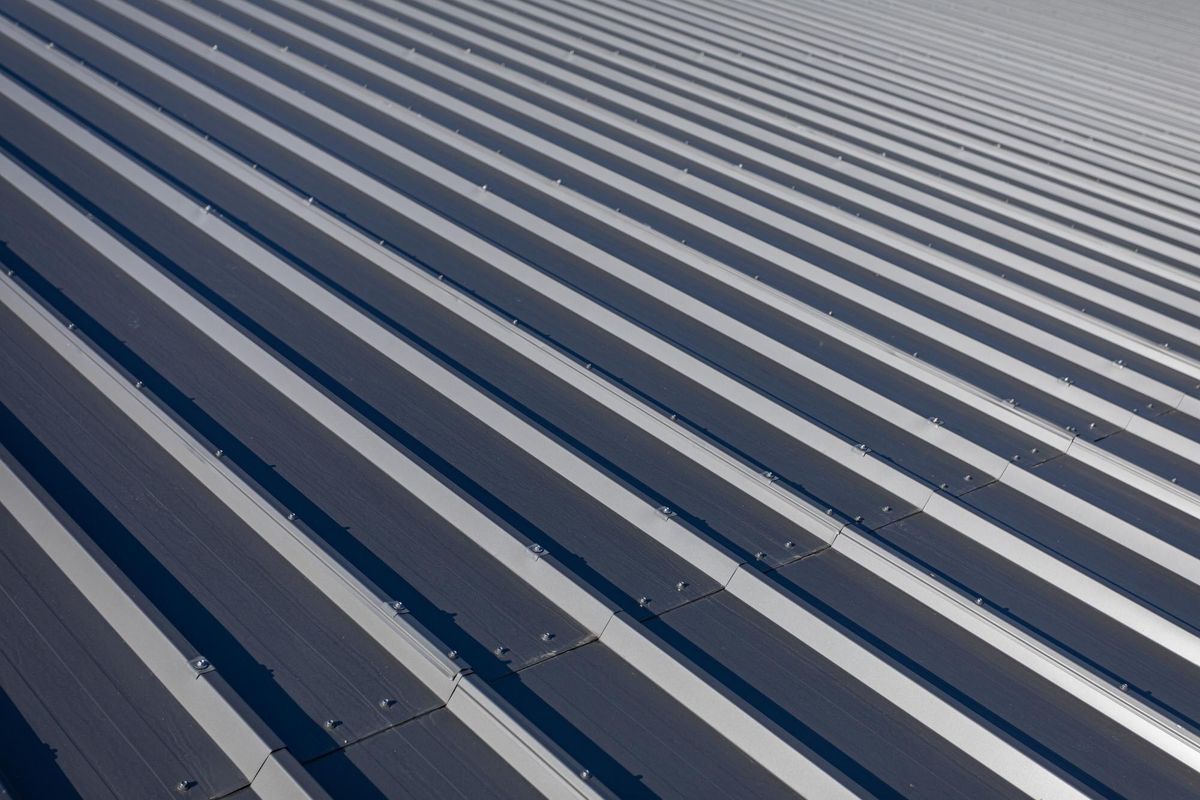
[303,708,540,799]
[0,500,245,799]
[4,0,1200,796]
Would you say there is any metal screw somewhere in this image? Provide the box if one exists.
[638,596,650,607]
[530,544,545,555]
[1120,683,1129,692]
[286,512,296,521]
[176,780,193,792]
[190,657,210,672]
[494,645,508,655]
[676,581,687,591]
[882,505,892,512]
[324,719,339,730]
[379,698,394,709]
[580,769,591,780]
[853,515,863,523]
[784,540,796,548]
[214,449,223,457]
[541,632,554,642]
[390,601,406,613]
[447,650,458,659]
[975,597,984,606]
[939,483,949,490]
[134,380,144,388]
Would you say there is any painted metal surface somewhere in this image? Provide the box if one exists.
[2,0,1200,796]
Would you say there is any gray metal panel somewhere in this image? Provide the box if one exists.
[1031,454,1200,553]
[0,176,589,680]
[0,298,440,761]
[872,512,1200,728]
[0,0,931,522]
[491,641,798,799]
[303,708,539,799]
[767,549,1200,799]
[3,0,1200,796]
[962,480,1200,624]
[0,83,718,620]
[641,590,1020,798]
[0,7,829,566]
[1093,427,1200,493]
[0,499,243,800]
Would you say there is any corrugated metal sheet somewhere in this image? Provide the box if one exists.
[1,0,1199,795]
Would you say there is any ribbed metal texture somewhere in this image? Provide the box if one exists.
[1,0,1199,796]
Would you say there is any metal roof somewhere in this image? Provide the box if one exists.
[1,0,1199,796]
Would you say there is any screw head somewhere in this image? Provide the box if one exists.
[189,656,211,672]
[638,596,650,607]
[784,540,796,548]
[286,512,296,521]
[379,698,394,709]
[530,544,545,554]
[324,719,340,730]
[675,581,687,591]
[881,505,892,512]
[1120,683,1129,692]
[580,769,591,780]
[494,645,508,655]
[447,650,458,659]
[176,779,193,792]
[541,632,554,642]
[975,597,984,606]
[390,601,406,613]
